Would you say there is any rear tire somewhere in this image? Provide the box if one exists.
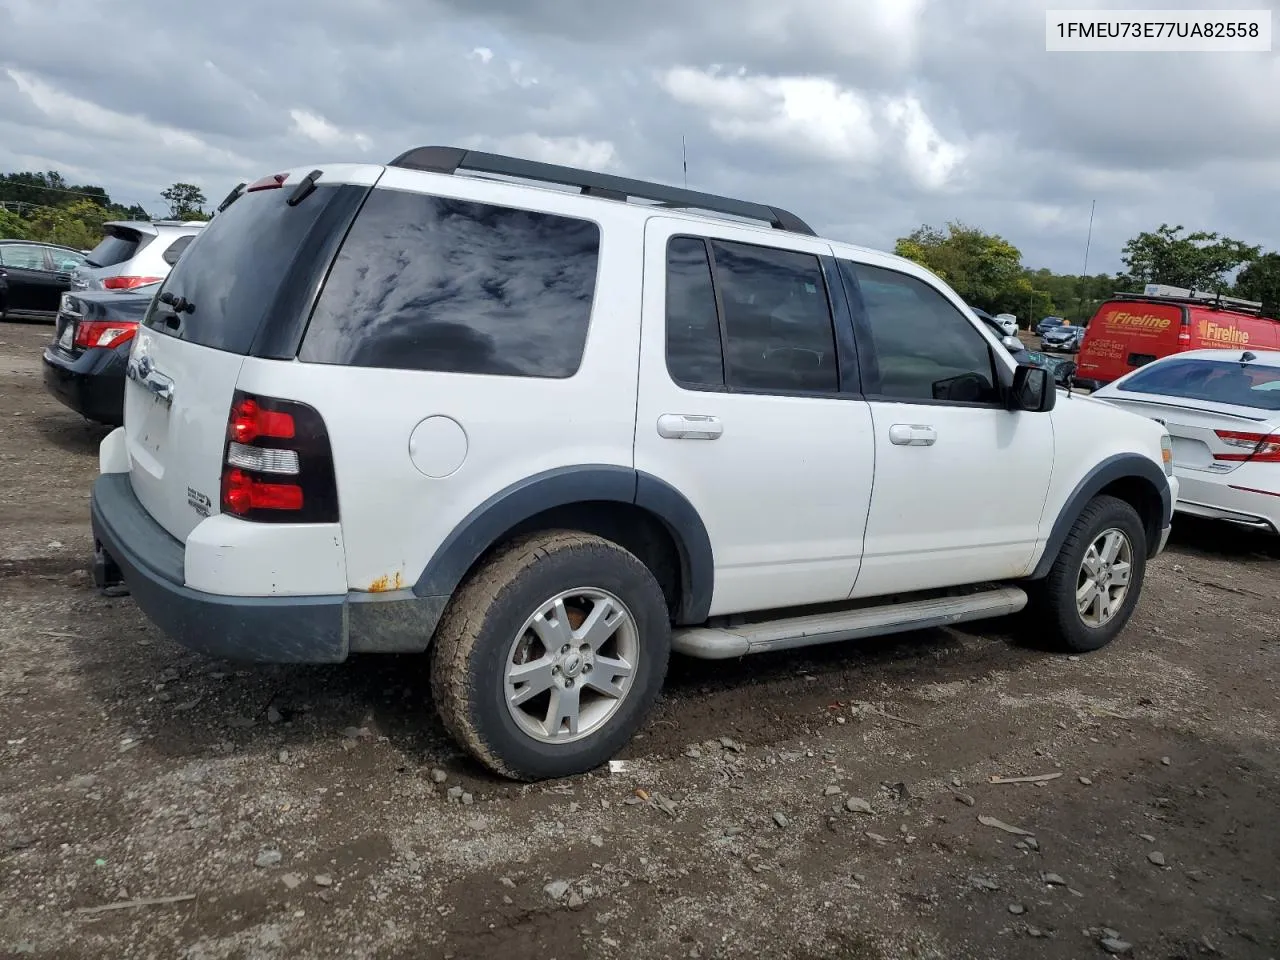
[1030,495,1148,653]
[430,530,671,781]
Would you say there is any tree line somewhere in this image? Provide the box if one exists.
[0,171,208,251]
[2,167,1275,322]
[895,221,1279,326]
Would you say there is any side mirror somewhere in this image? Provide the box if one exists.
[1008,363,1056,412]
[1001,335,1023,353]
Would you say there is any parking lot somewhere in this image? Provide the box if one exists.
[1,320,1278,959]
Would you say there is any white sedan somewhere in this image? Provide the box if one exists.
[1091,348,1280,535]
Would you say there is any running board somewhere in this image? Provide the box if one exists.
[671,586,1028,660]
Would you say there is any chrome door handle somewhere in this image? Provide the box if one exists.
[657,414,723,440]
[888,423,936,446]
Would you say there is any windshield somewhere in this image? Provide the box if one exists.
[1117,358,1280,411]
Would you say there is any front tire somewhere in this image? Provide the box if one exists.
[430,530,671,781]
[1032,495,1148,653]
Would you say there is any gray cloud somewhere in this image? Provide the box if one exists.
[1,0,1277,273]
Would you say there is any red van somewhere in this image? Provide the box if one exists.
[1075,285,1280,390]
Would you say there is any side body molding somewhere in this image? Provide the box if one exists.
[1027,453,1172,580]
[410,464,715,629]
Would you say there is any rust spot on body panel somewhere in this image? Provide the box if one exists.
[367,572,404,593]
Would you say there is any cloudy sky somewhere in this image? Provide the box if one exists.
[1,0,1277,273]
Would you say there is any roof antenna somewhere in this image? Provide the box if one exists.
[1241,350,1256,363]
[682,135,688,189]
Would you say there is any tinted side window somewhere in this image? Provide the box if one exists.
[162,235,195,266]
[711,240,838,394]
[0,244,49,270]
[301,190,600,378]
[51,250,85,272]
[665,237,724,388]
[844,261,999,404]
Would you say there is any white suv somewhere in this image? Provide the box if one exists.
[72,220,206,291]
[90,148,1177,781]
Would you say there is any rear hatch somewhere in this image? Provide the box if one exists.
[1077,300,1185,382]
[123,169,376,542]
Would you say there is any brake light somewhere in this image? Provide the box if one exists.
[1213,430,1280,463]
[1176,315,1192,349]
[222,469,304,513]
[246,173,289,192]
[74,320,138,349]
[228,396,296,444]
[102,276,162,290]
[219,390,338,523]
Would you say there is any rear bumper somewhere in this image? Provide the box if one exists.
[42,344,127,425]
[90,472,350,662]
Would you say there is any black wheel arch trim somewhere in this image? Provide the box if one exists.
[412,465,714,627]
[1028,453,1172,580]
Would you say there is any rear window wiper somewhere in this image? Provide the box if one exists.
[159,291,195,314]
[287,169,324,207]
[215,181,246,215]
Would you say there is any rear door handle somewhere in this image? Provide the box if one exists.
[657,414,723,440]
[888,423,936,446]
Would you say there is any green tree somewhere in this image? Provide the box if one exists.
[22,199,112,250]
[1120,224,1259,291]
[0,207,30,240]
[894,221,1050,324]
[1234,252,1280,318]
[161,182,207,220]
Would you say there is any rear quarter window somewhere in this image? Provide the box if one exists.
[298,189,601,378]
[161,234,195,266]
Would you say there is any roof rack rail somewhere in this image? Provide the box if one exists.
[387,145,816,236]
[1116,283,1265,315]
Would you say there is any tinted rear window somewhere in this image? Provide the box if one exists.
[144,184,347,355]
[299,188,600,378]
[85,228,143,268]
[1118,358,1280,410]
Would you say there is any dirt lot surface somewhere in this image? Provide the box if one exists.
[2,321,1278,960]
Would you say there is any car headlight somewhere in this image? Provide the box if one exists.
[1160,433,1174,477]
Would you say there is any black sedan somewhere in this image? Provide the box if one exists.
[0,240,87,321]
[42,283,157,426]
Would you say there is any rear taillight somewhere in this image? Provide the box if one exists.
[102,276,162,290]
[1214,430,1280,463]
[219,390,338,523]
[74,320,138,349]
[1176,315,1192,348]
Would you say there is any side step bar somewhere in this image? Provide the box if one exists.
[671,586,1028,660]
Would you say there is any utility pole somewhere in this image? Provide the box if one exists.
[1079,199,1096,322]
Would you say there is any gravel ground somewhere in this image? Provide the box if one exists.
[2,320,1278,960]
